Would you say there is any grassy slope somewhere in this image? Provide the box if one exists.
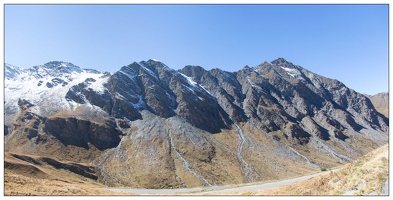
[4,144,388,196]
[4,153,130,196]
[228,144,389,195]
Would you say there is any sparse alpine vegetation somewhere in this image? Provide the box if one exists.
[233,144,389,195]
[4,153,130,196]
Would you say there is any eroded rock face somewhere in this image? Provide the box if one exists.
[4,125,10,136]
[6,58,388,137]
[44,117,122,150]
[181,66,248,123]
[9,99,122,151]
[104,60,231,133]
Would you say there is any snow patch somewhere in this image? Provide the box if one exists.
[133,95,147,109]
[138,62,159,80]
[200,85,213,96]
[86,76,109,95]
[4,65,108,117]
[281,66,303,79]
[179,73,197,87]
[119,70,138,81]
[4,64,23,80]
[178,72,215,99]
[247,77,260,88]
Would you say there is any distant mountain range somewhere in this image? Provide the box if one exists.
[4,58,388,189]
[365,92,389,118]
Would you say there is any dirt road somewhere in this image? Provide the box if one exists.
[107,170,332,195]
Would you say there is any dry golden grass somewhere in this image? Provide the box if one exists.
[228,144,388,195]
[4,172,131,196]
[4,153,132,196]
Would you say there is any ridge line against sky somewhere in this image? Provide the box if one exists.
[3,4,389,95]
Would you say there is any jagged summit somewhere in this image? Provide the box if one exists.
[28,61,83,77]
[272,57,289,64]
[180,65,208,83]
[4,63,23,80]
[4,61,104,80]
[42,61,79,68]
[271,57,298,69]
[149,58,160,62]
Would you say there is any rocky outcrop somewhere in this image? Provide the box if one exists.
[44,117,122,150]
[301,116,330,140]
[9,99,122,151]
[181,66,248,123]
[105,60,231,133]
[66,79,114,115]
[4,125,10,136]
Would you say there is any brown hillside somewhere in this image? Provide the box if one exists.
[231,144,389,195]
[366,92,389,118]
[4,153,130,196]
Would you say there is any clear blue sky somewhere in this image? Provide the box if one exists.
[4,4,388,95]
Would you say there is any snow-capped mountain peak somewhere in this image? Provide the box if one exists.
[27,61,83,78]
[4,63,23,80]
[4,61,109,123]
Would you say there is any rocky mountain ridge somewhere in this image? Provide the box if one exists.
[4,58,389,189]
[365,92,389,118]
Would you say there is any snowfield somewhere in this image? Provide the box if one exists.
[4,62,109,121]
